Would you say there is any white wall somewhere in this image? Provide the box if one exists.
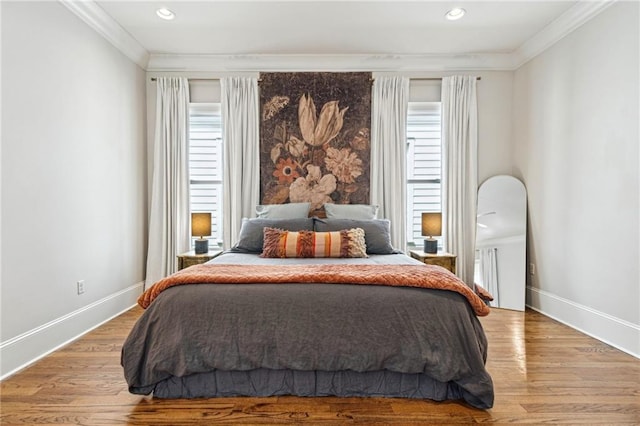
[0,1,147,377]
[512,2,639,356]
[474,72,515,184]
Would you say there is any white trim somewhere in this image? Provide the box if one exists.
[527,286,640,359]
[512,0,616,68]
[146,53,515,72]
[58,0,149,69]
[0,282,143,380]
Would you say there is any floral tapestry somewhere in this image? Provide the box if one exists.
[259,72,372,213]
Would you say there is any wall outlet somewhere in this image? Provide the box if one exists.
[77,280,85,295]
[530,263,536,276]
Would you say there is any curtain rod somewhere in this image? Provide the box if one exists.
[149,78,218,82]
[411,77,481,81]
[150,76,482,82]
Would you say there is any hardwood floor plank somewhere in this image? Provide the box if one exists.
[2,306,639,424]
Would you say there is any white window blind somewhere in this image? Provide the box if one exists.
[189,103,223,248]
[406,102,442,247]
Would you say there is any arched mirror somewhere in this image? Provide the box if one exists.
[474,175,527,311]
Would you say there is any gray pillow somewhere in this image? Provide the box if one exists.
[231,218,314,253]
[313,218,396,254]
[324,203,379,219]
[256,202,311,218]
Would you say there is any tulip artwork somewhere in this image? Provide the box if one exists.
[259,72,372,213]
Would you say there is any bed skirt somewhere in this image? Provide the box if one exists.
[144,368,493,409]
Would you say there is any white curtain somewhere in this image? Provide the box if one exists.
[480,247,499,306]
[221,77,260,249]
[442,75,478,287]
[371,76,410,251]
[145,77,191,288]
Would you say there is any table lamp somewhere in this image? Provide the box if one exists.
[192,212,212,254]
[421,212,442,254]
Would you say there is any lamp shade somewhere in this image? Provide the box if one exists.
[421,212,442,237]
[191,212,212,237]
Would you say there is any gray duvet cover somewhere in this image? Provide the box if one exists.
[122,253,494,408]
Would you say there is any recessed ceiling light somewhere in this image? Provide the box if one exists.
[445,7,466,21]
[156,8,175,21]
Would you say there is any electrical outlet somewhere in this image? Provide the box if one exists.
[77,280,85,295]
[530,263,535,275]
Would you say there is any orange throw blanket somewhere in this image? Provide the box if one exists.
[139,263,490,316]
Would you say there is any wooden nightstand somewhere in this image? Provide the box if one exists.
[177,250,223,270]
[409,249,457,274]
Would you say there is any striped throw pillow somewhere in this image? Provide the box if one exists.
[261,227,368,258]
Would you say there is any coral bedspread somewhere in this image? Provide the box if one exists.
[139,263,490,316]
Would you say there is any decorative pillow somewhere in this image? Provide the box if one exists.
[230,218,314,253]
[256,203,311,219]
[324,203,379,220]
[313,218,397,255]
[261,227,368,258]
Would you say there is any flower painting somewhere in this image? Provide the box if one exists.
[259,72,372,213]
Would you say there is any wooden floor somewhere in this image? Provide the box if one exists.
[1,307,639,425]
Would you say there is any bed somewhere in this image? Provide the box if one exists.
[122,216,494,409]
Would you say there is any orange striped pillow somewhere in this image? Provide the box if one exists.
[261,227,368,258]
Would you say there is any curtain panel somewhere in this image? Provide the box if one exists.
[145,77,191,289]
[221,77,260,249]
[441,75,478,287]
[370,76,410,251]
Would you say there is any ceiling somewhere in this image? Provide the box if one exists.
[63,1,612,70]
[96,1,575,56]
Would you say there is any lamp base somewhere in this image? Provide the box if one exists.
[423,238,437,254]
[194,239,209,254]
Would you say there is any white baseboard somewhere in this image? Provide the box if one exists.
[0,282,143,380]
[527,286,640,359]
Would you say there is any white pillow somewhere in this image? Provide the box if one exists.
[256,202,311,219]
[324,203,379,220]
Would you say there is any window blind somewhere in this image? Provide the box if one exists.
[406,102,442,246]
[189,103,223,247]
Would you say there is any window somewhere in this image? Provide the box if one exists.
[406,102,442,248]
[189,103,223,248]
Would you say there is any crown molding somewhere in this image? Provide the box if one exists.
[146,53,516,72]
[58,0,149,69]
[512,0,616,69]
[61,0,614,73]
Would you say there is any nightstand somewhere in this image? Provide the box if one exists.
[409,249,457,274]
[177,249,223,270]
